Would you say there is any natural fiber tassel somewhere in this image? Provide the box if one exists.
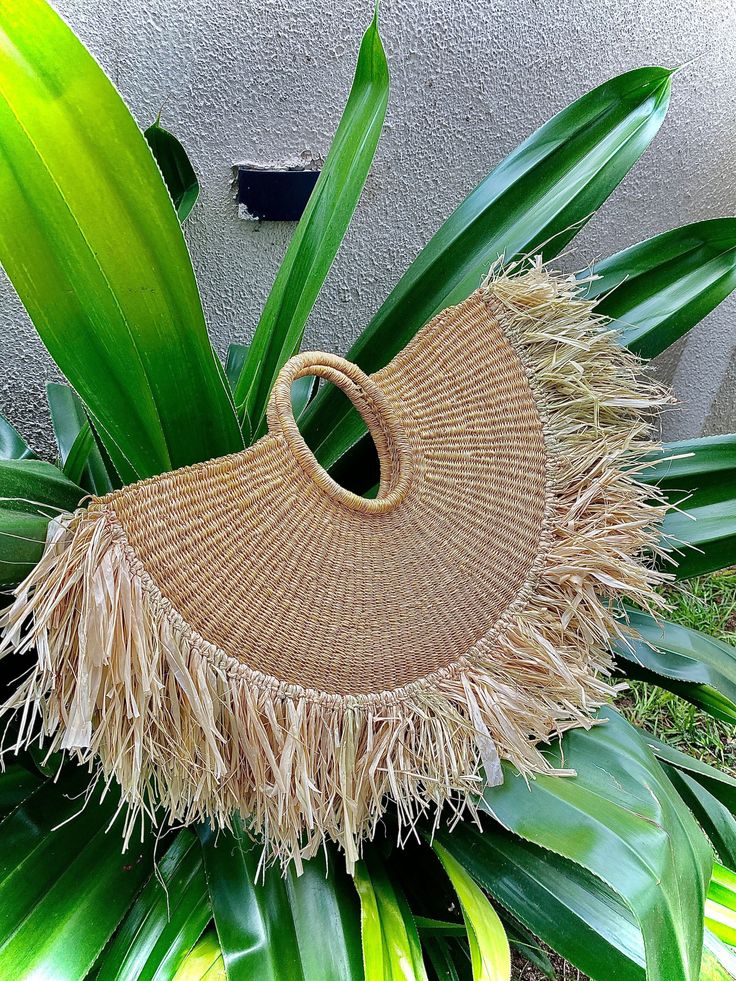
[0,260,672,872]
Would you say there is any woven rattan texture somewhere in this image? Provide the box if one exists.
[103,292,548,695]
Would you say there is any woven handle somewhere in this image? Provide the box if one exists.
[267,352,412,514]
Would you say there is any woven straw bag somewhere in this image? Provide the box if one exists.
[0,261,669,871]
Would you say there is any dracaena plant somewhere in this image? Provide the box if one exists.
[0,2,736,980]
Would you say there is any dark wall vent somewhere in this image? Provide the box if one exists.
[237,166,320,221]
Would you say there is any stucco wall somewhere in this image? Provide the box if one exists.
[2,0,735,454]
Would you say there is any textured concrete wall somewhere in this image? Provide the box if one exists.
[2,0,735,454]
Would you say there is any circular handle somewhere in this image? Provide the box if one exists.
[267,352,412,514]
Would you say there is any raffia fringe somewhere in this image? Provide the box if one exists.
[0,259,672,872]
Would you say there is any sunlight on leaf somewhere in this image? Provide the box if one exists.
[433,842,511,981]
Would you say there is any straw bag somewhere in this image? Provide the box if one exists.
[0,261,669,870]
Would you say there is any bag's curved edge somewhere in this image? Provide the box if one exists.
[0,258,673,872]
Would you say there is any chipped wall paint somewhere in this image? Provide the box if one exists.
[1,0,735,454]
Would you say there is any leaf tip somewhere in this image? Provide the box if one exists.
[670,52,705,77]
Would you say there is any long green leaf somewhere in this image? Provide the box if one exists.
[173,929,226,981]
[581,219,736,358]
[434,820,645,981]
[284,849,364,980]
[0,458,84,586]
[199,819,362,980]
[0,762,42,818]
[662,498,736,580]
[0,768,155,978]
[354,852,428,981]
[96,830,210,981]
[644,435,736,494]
[224,343,249,392]
[703,928,736,981]
[145,119,200,222]
[232,11,389,438]
[0,413,35,461]
[0,509,49,588]
[199,820,298,980]
[47,382,117,494]
[666,766,736,870]
[433,842,510,981]
[0,0,242,480]
[415,917,467,937]
[64,423,97,486]
[706,865,736,948]
[424,937,472,981]
[300,66,673,470]
[645,734,736,814]
[495,912,555,979]
[708,864,736,910]
[481,707,711,981]
[642,435,736,578]
[0,458,84,515]
[613,608,736,722]
[224,342,315,423]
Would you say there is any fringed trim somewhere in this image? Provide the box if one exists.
[0,259,673,872]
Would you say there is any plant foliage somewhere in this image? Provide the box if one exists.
[0,2,734,979]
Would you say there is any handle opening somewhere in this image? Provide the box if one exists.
[267,352,412,515]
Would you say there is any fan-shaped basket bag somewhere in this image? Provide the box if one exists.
[0,261,670,870]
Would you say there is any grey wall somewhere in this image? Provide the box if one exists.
[3,0,736,454]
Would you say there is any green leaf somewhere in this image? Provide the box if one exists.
[708,864,736,907]
[481,707,711,981]
[0,414,35,461]
[613,608,736,723]
[580,219,736,359]
[224,343,315,424]
[354,852,428,981]
[300,66,673,471]
[0,768,155,979]
[172,929,226,981]
[643,435,736,494]
[665,766,736,870]
[643,435,736,579]
[424,937,472,981]
[496,913,555,980]
[0,459,85,587]
[703,928,736,981]
[290,374,318,421]
[199,819,362,980]
[47,382,117,494]
[232,11,389,438]
[63,423,97,487]
[96,830,210,981]
[199,820,298,980]
[645,734,736,815]
[662,499,736,581]
[706,865,736,948]
[434,820,645,981]
[283,849,364,980]
[145,119,200,222]
[0,509,48,587]
[225,343,249,392]
[0,458,84,515]
[0,763,42,818]
[0,0,242,480]
[433,842,510,981]
[415,917,467,937]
